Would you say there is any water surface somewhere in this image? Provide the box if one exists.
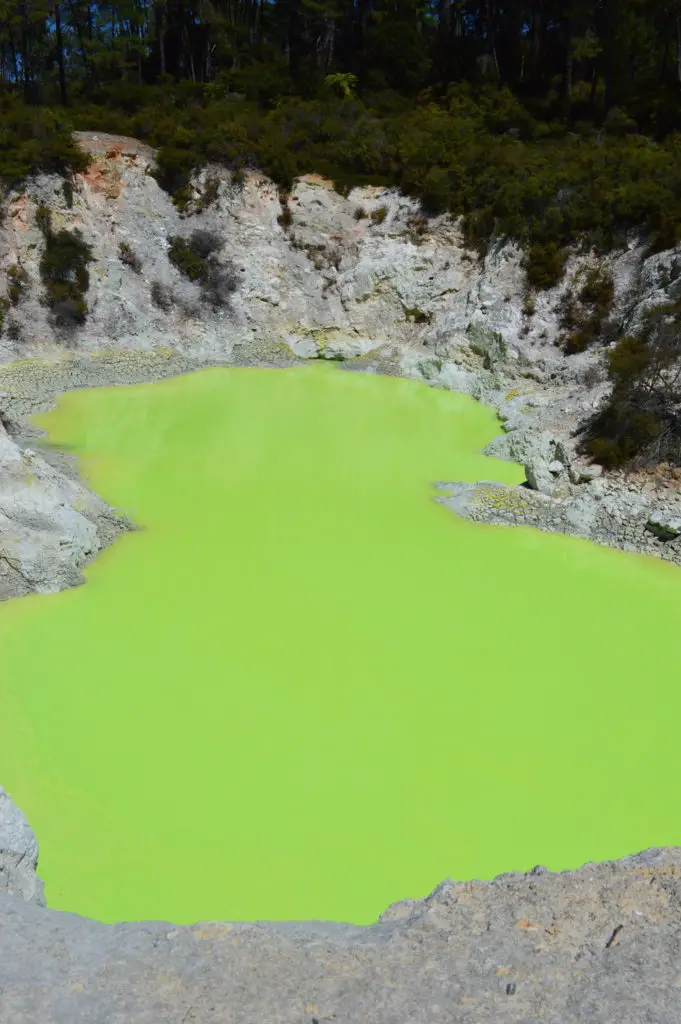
[0,364,679,924]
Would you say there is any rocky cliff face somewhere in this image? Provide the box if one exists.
[2,130,681,589]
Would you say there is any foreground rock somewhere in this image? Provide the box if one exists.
[3,130,681,574]
[1,845,680,1022]
[0,787,44,906]
[0,408,131,600]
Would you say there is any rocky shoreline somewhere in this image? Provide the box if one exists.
[2,826,681,1022]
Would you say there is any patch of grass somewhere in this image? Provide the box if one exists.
[370,205,388,224]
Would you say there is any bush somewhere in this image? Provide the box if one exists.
[118,241,142,273]
[200,261,238,308]
[7,263,29,305]
[579,298,681,467]
[167,230,234,307]
[35,203,52,237]
[559,265,615,353]
[370,205,388,224]
[198,175,220,211]
[525,243,567,291]
[39,227,94,327]
[353,206,367,220]
[187,229,222,259]
[0,100,89,186]
[62,177,74,209]
[277,205,293,229]
[150,280,174,310]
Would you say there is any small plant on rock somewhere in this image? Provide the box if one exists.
[522,293,536,318]
[39,225,94,327]
[7,263,29,305]
[559,265,615,354]
[167,230,235,308]
[118,241,142,273]
[198,175,220,212]
[277,204,293,230]
[150,280,174,310]
[370,205,388,224]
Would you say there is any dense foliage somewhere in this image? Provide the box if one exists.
[580,289,681,468]
[1,1,681,289]
[4,0,681,463]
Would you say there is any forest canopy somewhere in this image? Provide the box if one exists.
[2,0,681,288]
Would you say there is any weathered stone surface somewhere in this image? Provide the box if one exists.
[645,509,681,540]
[0,787,44,906]
[0,410,131,600]
[1,847,681,1022]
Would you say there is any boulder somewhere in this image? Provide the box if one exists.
[645,510,681,541]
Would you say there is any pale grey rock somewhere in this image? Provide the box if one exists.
[548,460,564,474]
[0,415,130,599]
[578,464,604,482]
[2,848,681,1022]
[0,787,44,905]
[646,510,681,540]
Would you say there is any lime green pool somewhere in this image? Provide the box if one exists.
[0,363,679,925]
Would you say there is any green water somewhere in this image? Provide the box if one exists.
[0,363,679,926]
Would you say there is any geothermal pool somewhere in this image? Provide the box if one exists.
[0,364,679,925]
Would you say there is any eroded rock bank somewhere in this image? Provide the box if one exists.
[1,844,681,1022]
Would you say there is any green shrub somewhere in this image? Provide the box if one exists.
[35,203,52,237]
[525,243,568,291]
[198,175,220,211]
[0,101,88,186]
[522,294,537,317]
[277,205,293,229]
[0,296,9,334]
[150,280,174,310]
[353,206,367,220]
[370,205,388,224]
[62,177,74,209]
[560,265,615,353]
[7,263,29,305]
[579,298,681,467]
[167,230,236,307]
[39,228,94,327]
[118,242,142,273]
